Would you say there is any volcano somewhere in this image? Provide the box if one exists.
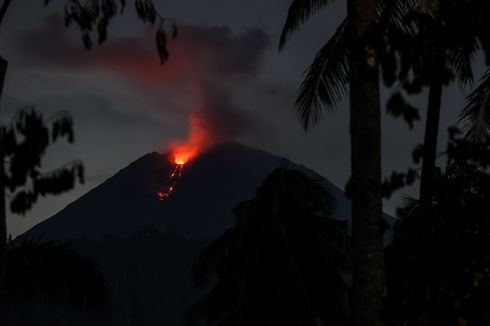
[12,143,393,326]
[23,142,362,241]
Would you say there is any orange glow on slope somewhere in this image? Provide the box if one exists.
[171,146,197,166]
[157,163,184,200]
[157,111,209,200]
[167,110,213,165]
[157,107,218,200]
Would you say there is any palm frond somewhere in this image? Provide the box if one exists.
[261,168,335,216]
[191,227,241,288]
[190,168,349,325]
[377,0,417,32]
[399,196,420,218]
[416,0,440,19]
[459,69,490,142]
[447,39,478,86]
[296,18,349,130]
[279,0,332,51]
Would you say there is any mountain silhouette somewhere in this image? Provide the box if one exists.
[9,143,393,326]
[23,142,363,241]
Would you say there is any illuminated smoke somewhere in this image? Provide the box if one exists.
[156,110,210,200]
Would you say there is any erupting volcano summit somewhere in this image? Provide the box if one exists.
[156,143,202,200]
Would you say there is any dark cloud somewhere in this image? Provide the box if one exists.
[193,84,272,144]
[179,25,270,78]
[14,14,272,145]
[14,14,270,83]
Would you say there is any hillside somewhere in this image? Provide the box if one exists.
[9,142,393,325]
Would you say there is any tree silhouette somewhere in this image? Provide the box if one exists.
[0,108,84,299]
[278,0,416,323]
[395,0,490,231]
[279,0,418,128]
[0,0,177,298]
[385,127,490,326]
[2,238,109,311]
[189,168,351,326]
[280,2,489,321]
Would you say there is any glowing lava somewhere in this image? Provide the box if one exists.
[156,147,197,200]
[157,162,185,200]
[157,111,211,200]
[172,146,197,166]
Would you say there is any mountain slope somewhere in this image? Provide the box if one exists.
[9,143,393,326]
[23,142,355,241]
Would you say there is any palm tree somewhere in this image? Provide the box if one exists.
[189,168,351,326]
[403,0,490,225]
[385,128,490,325]
[280,1,489,321]
[2,238,109,310]
[278,0,411,323]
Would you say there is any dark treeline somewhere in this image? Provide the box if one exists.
[1,228,204,326]
[274,0,489,325]
[190,130,490,326]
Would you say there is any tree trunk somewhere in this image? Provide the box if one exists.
[0,0,14,299]
[419,53,444,221]
[0,0,13,29]
[0,56,7,298]
[418,51,444,326]
[347,0,385,325]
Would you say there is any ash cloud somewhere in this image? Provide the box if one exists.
[15,15,269,76]
[14,14,272,145]
[15,15,270,82]
[193,85,267,145]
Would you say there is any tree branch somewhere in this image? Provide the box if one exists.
[0,0,13,30]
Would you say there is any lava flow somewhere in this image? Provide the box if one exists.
[156,147,195,200]
[157,110,211,200]
[156,163,184,200]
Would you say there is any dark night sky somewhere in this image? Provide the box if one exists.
[0,0,483,236]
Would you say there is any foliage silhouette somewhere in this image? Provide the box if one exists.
[3,227,205,325]
[0,0,176,65]
[280,0,390,323]
[2,108,84,215]
[0,107,84,300]
[189,168,350,326]
[459,68,490,142]
[48,0,177,65]
[0,0,177,299]
[294,18,349,130]
[384,0,490,229]
[1,238,110,311]
[279,0,419,129]
[385,127,490,326]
